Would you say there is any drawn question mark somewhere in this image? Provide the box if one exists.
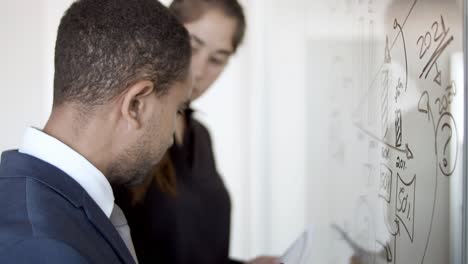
[441,123,452,168]
[436,113,458,176]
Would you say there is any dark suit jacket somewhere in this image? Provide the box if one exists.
[0,150,135,264]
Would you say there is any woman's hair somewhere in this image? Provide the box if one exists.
[169,0,246,52]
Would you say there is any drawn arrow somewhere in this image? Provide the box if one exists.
[354,122,415,160]
[405,144,414,160]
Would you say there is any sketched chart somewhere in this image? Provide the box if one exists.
[326,0,462,263]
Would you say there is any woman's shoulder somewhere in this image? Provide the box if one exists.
[189,116,211,141]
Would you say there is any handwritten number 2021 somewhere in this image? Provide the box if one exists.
[417,16,448,59]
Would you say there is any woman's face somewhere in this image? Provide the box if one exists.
[184,9,238,101]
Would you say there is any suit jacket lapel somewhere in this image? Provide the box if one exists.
[82,195,136,264]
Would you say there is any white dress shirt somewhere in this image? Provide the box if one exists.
[19,127,115,218]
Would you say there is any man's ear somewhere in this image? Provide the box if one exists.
[121,80,155,130]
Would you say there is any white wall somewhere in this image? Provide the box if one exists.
[0,1,48,152]
[0,0,75,153]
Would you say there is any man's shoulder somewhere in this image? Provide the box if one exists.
[190,117,212,141]
[0,176,85,241]
[0,150,87,218]
[0,176,119,263]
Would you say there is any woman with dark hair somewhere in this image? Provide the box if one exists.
[115,0,279,264]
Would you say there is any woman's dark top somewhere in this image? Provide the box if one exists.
[116,111,240,264]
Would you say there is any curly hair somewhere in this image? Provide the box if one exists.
[53,0,191,108]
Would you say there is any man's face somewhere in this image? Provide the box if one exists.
[109,74,192,186]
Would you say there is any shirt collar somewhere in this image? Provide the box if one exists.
[19,127,114,218]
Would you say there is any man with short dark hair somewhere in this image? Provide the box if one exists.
[0,0,192,263]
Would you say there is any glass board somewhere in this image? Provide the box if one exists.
[304,0,466,263]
